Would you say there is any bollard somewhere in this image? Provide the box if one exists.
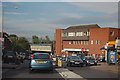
[58,59,62,67]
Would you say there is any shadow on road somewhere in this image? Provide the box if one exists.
[29,69,58,74]
[66,65,118,79]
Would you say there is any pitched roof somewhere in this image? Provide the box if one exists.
[66,24,100,29]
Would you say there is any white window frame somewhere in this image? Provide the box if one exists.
[91,40,93,44]
[96,40,100,44]
[68,32,75,36]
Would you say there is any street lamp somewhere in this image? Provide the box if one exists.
[1,2,4,51]
[1,3,18,52]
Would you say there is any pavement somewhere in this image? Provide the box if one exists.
[2,63,20,75]
[2,63,20,69]
[2,59,27,69]
[90,62,119,74]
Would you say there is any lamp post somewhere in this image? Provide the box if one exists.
[1,2,4,52]
[1,3,18,53]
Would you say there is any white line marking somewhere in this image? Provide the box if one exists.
[56,68,83,78]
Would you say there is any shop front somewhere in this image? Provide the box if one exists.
[62,48,89,57]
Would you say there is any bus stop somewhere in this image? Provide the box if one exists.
[107,47,117,65]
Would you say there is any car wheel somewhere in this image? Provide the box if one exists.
[29,68,34,72]
[50,68,54,73]
[83,63,87,67]
[80,64,83,67]
[67,62,71,67]
[95,63,97,65]
[15,59,21,64]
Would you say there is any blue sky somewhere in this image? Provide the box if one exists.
[0,2,118,40]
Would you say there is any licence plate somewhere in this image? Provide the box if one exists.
[38,61,45,64]
[90,63,94,64]
[53,62,56,66]
[8,56,13,58]
[75,62,80,64]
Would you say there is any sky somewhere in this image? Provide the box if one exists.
[0,0,119,41]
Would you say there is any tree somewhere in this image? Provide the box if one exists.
[17,37,30,51]
[9,35,30,52]
[32,35,40,44]
[9,34,18,51]
[45,35,51,43]
[1,32,12,50]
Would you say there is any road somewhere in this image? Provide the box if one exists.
[2,60,119,80]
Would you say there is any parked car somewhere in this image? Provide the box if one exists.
[98,56,106,62]
[52,57,57,66]
[66,56,84,67]
[29,53,54,72]
[84,56,97,66]
[2,51,20,64]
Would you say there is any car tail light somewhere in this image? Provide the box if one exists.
[48,55,50,59]
[31,54,35,59]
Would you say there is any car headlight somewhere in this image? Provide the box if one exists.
[70,60,74,62]
[87,60,89,63]
[95,60,97,63]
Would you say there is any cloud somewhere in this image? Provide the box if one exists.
[2,0,119,2]
[3,18,58,39]
[63,0,119,2]
[2,2,119,40]
[52,12,118,27]
[4,12,27,15]
[62,13,83,19]
[68,2,118,14]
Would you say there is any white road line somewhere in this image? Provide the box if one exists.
[56,68,83,78]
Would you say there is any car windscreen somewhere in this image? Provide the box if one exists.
[70,56,80,60]
[34,54,49,59]
[5,51,16,56]
[85,57,95,60]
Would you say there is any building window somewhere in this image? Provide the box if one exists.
[110,31,114,36]
[69,41,71,44]
[88,32,90,36]
[83,41,86,45]
[78,41,80,44]
[71,41,73,44]
[83,41,88,45]
[68,32,75,36]
[96,40,100,44]
[87,32,89,36]
[76,32,83,36]
[62,33,68,37]
[81,41,83,45]
[91,40,93,44]
[86,41,88,45]
[73,41,75,44]
[83,32,88,36]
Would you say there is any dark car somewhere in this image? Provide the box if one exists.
[66,56,84,67]
[29,53,54,72]
[97,56,106,62]
[84,56,97,66]
[2,51,20,64]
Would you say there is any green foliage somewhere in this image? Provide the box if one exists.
[17,37,30,50]
[9,34,30,51]
[32,35,52,44]
[32,35,40,44]
[9,34,18,51]
[45,35,51,43]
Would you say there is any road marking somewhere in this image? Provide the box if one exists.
[56,68,83,78]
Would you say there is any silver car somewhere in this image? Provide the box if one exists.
[29,53,53,71]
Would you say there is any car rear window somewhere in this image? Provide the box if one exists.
[70,56,80,59]
[34,54,49,59]
[6,51,16,56]
[85,57,95,60]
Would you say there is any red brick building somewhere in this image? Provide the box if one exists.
[55,24,120,57]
